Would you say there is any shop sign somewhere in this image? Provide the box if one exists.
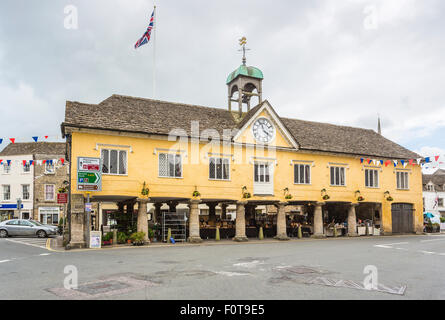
[57,193,68,204]
[85,203,92,212]
[90,231,102,249]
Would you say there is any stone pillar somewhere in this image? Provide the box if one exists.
[137,198,149,242]
[348,203,359,237]
[312,202,325,238]
[67,194,86,249]
[221,204,228,220]
[188,200,202,243]
[275,202,289,240]
[234,201,248,242]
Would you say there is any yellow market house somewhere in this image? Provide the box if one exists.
[61,61,423,248]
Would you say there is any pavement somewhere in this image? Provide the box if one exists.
[1,234,445,300]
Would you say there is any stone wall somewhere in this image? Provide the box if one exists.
[33,153,69,224]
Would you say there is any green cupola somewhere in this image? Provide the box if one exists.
[227,37,264,118]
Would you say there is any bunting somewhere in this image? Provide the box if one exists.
[0,158,66,168]
[359,154,444,168]
[0,135,54,144]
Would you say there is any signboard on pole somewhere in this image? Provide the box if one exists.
[90,231,102,248]
[77,157,102,191]
[85,203,92,212]
[57,193,68,204]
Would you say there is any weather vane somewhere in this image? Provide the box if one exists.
[238,36,250,66]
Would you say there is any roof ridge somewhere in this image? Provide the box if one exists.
[105,94,228,112]
[281,116,376,132]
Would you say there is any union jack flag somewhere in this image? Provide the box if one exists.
[134,10,155,49]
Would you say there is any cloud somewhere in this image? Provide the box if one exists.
[0,0,444,156]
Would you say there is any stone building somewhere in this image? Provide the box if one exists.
[0,142,69,224]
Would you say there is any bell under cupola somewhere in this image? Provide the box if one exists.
[227,37,263,119]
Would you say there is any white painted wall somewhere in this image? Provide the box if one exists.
[0,155,34,218]
[424,190,445,216]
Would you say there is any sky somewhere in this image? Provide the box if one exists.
[0,0,444,172]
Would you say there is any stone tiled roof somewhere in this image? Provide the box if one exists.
[423,169,445,188]
[0,142,66,156]
[62,94,419,159]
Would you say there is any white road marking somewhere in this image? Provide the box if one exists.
[0,259,11,263]
[233,260,264,268]
[214,271,251,277]
[3,238,47,249]
[420,238,445,243]
[420,251,437,255]
[39,253,51,256]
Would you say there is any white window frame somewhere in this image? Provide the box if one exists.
[254,162,271,184]
[22,184,30,200]
[396,171,409,190]
[158,153,183,178]
[365,168,379,188]
[45,161,55,174]
[2,185,11,201]
[44,184,56,201]
[294,163,311,185]
[3,163,11,174]
[330,166,346,187]
[209,157,230,181]
[39,207,60,225]
[101,149,128,176]
[23,162,31,173]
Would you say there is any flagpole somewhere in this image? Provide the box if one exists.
[153,4,157,99]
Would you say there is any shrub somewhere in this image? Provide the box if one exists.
[129,232,146,245]
[147,228,155,239]
[102,232,113,242]
[440,217,445,223]
[117,232,128,244]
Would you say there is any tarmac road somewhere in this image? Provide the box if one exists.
[1,234,445,300]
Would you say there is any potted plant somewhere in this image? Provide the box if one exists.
[117,232,128,244]
[102,232,114,246]
[147,228,155,242]
[129,232,146,246]
[242,186,251,199]
[141,181,149,197]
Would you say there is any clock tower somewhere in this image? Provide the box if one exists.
[227,37,263,118]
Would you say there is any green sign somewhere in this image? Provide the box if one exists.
[77,172,101,184]
[77,157,102,192]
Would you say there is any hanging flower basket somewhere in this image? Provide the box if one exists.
[242,186,251,199]
[285,194,293,200]
[141,181,149,197]
[357,196,365,202]
[386,196,394,202]
[192,190,201,197]
[322,195,330,200]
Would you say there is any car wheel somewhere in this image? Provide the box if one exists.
[37,230,47,238]
[0,229,8,238]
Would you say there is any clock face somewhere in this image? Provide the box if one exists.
[252,118,275,143]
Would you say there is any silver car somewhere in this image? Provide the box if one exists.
[0,219,58,238]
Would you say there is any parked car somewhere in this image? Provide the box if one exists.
[0,219,58,238]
